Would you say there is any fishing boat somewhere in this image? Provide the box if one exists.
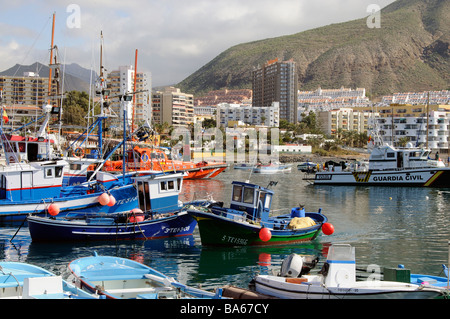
[100,145,228,180]
[0,161,138,223]
[27,171,208,241]
[69,252,224,299]
[0,261,97,299]
[187,180,332,246]
[308,144,450,187]
[252,244,446,299]
[297,162,318,172]
[233,163,255,170]
[252,162,291,174]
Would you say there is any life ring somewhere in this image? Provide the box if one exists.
[74,147,85,158]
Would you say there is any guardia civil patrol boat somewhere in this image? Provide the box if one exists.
[308,143,450,188]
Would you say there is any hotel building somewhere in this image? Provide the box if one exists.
[252,59,298,123]
[107,65,151,127]
[152,87,194,128]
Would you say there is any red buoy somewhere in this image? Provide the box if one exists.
[129,215,145,223]
[98,193,110,206]
[259,227,272,242]
[258,253,271,266]
[322,222,335,235]
[107,195,116,207]
[48,203,60,216]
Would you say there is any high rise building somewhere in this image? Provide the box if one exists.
[107,65,151,127]
[152,87,194,128]
[0,72,58,106]
[252,58,298,123]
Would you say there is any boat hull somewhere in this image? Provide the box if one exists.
[312,168,450,187]
[27,211,196,242]
[188,209,325,246]
[253,275,443,299]
[252,166,291,174]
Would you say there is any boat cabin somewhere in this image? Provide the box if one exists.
[133,172,185,214]
[0,160,66,201]
[229,181,274,222]
[2,134,57,163]
[369,145,438,170]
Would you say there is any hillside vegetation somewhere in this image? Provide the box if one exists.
[178,0,449,98]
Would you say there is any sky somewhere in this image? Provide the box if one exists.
[0,0,396,87]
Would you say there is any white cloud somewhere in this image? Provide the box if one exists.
[0,0,396,86]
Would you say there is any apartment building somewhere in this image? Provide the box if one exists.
[216,102,279,128]
[107,65,151,127]
[252,58,298,123]
[152,87,194,128]
[365,104,450,150]
[381,90,450,105]
[0,72,58,107]
[318,107,377,136]
[1,104,43,131]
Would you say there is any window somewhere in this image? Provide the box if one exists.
[232,185,242,202]
[243,187,254,204]
[160,181,167,190]
[55,166,63,178]
[70,163,81,170]
[264,194,272,209]
[46,168,53,177]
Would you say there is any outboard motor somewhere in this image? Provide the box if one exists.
[280,254,319,277]
[280,254,304,278]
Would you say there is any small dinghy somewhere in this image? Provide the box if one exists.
[0,261,97,299]
[253,244,446,299]
[69,252,224,299]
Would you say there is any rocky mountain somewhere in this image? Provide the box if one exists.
[177,0,450,98]
[0,62,95,93]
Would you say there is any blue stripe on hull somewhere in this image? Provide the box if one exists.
[0,184,138,223]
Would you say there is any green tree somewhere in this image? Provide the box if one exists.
[61,91,95,127]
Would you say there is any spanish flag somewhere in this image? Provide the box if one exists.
[2,109,8,123]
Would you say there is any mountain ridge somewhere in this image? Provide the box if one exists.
[177,0,450,98]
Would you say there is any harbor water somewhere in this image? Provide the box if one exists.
[1,166,449,292]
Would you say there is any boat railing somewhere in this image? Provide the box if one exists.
[207,206,324,230]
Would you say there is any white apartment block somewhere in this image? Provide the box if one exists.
[217,102,279,128]
[107,65,151,127]
[370,110,450,150]
[381,90,450,105]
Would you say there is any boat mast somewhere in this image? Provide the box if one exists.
[47,12,55,102]
[426,91,429,149]
[132,49,138,134]
[97,31,106,156]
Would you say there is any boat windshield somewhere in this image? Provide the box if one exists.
[243,187,254,204]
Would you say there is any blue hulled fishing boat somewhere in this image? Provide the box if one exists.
[27,171,209,241]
